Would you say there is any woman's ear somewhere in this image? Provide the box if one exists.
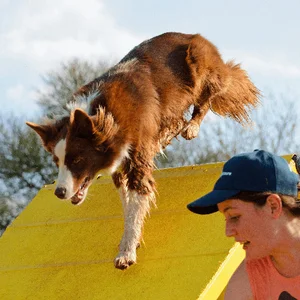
[266,194,282,219]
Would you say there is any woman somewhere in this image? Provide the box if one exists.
[187,150,300,299]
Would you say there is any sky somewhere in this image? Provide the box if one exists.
[1,0,300,118]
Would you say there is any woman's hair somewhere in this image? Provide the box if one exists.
[232,191,300,216]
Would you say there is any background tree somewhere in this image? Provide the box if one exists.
[37,58,111,117]
[0,114,57,233]
[0,115,56,197]
[0,195,24,235]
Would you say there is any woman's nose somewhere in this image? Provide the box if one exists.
[225,222,237,237]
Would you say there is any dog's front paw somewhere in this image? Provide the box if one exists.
[114,251,136,270]
[181,121,200,140]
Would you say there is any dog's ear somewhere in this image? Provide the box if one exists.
[92,107,119,147]
[70,109,94,138]
[26,122,56,150]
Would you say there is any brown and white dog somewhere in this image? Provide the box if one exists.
[26,32,259,269]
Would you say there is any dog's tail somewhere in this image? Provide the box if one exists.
[209,60,260,124]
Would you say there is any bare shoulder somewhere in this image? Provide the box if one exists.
[224,259,253,300]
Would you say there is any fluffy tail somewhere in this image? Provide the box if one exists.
[209,60,260,123]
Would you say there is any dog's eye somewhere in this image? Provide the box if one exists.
[97,145,107,153]
[72,157,83,165]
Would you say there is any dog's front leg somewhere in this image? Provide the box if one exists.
[114,189,154,270]
[112,172,136,269]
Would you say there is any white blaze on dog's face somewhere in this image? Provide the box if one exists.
[53,139,75,200]
[53,136,95,206]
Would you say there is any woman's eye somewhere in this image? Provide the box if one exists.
[230,216,240,221]
[225,215,240,222]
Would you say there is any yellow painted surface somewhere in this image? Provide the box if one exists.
[5,154,291,299]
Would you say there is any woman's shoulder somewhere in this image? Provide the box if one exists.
[225,259,253,300]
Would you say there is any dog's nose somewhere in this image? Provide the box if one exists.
[55,187,67,199]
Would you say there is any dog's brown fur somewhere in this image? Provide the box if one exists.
[27,32,259,269]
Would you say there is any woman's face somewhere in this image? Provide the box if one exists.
[218,198,276,260]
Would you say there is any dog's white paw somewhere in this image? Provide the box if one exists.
[181,121,200,140]
[114,250,136,270]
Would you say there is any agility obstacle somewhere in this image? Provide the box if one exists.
[0,159,256,299]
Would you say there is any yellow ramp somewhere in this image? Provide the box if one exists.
[0,162,246,300]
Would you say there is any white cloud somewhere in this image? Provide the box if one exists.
[1,0,145,72]
[0,0,146,116]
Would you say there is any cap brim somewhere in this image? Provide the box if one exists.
[187,190,240,215]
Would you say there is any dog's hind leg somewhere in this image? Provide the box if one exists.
[181,101,210,140]
[159,118,188,148]
[182,35,259,135]
[180,35,219,141]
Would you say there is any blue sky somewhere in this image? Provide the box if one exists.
[1,0,300,118]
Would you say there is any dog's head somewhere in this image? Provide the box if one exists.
[27,108,126,205]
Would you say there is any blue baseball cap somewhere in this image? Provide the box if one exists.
[187,150,299,214]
